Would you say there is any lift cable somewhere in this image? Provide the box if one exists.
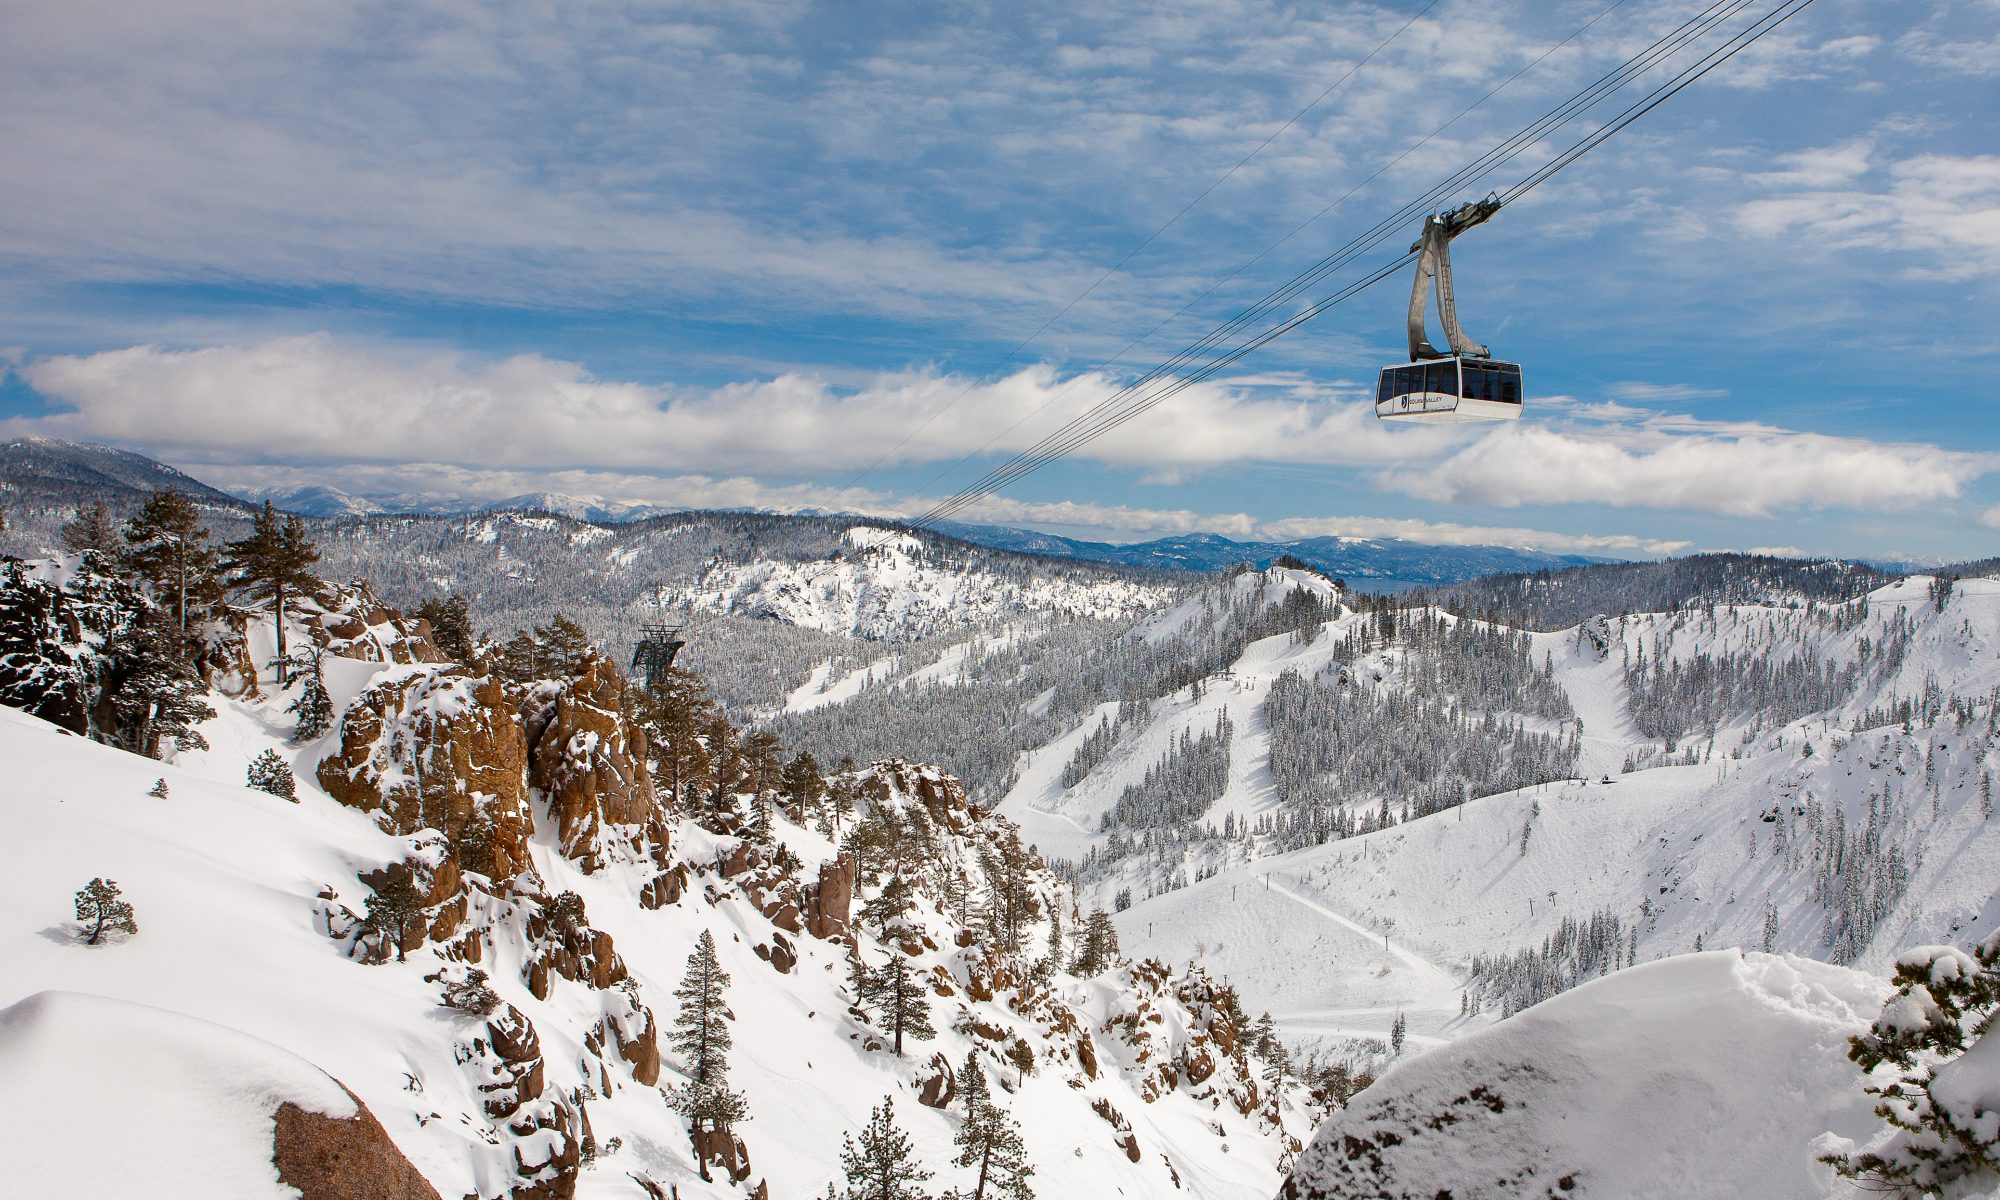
[891,0,1640,518]
[829,0,1446,499]
[888,0,1763,532]
[901,0,1821,532]
[903,0,1765,528]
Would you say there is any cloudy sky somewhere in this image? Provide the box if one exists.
[2,0,1997,560]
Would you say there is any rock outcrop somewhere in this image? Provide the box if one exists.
[522,656,666,873]
[318,669,535,885]
[305,581,446,666]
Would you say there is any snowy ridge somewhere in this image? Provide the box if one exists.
[1280,950,1893,1200]
[666,525,1176,641]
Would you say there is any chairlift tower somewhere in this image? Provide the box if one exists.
[631,623,686,691]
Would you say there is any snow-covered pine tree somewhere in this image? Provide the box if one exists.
[1072,909,1120,975]
[363,873,426,963]
[146,778,168,798]
[60,502,120,555]
[247,749,297,800]
[1391,1012,1406,1055]
[862,874,918,940]
[839,1098,933,1200]
[74,877,137,945]
[222,501,321,686]
[862,954,935,1056]
[1826,934,2000,1194]
[436,966,501,1015]
[105,608,214,759]
[288,662,334,741]
[953,1054,1033,1200]
[981,827,1040,953]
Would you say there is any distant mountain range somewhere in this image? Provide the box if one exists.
[930,520,1611,588]
[0,438,1639,588]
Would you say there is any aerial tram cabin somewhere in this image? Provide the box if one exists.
[1376,196,1523,425]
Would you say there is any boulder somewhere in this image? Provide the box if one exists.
[273,1089,443,1200]
[916,1052,956,1108]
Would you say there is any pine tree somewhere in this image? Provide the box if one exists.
[105,608,215,758]
[413,594,474,663]
[982,828,1040,954]
[1391,1011,1406,1055]
[671,1079,750,1179]
[222,502,321,685]
[782,750,827,819]
[862,875,918,940]
[288,662,334,741]
[247,749,298,800]
[840,1098,933,1200]
[1073,909,1120,975]
[74,877,137,945]
[534,613,593,677]
[364,873,427,963]
[61,502,120,555]
[861,954,935,1055]
[146,778,169,799]
[1825,935,2000,1192]
[546,890,589,935]
[672,930,733,1085]
[740,729,784,795]
[122,489,221,636]
[953,1055,1033,1200]
[437,967,502,1015]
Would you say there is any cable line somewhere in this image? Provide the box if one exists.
[830,0,1445,498]
[899,0,1821,532]
[901,0,1763,528]
[895,0,1638,514]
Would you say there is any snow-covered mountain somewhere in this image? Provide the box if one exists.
[0,435,248,513]
[666,526,1178,641]
[0,561,1311,1200]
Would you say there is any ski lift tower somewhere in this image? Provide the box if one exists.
[631,623,686,692]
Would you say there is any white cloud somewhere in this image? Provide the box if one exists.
[1604,382,1729,405]
[1735,150,2000,279]
[1978,504,2000,531]
[1381,418,1992,518]
[7,334,1456,477]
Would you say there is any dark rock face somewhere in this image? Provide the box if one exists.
[271,1089,443,1200]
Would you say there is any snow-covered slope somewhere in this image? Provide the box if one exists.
[1280,950,1892,1200]
[0,621,1305,1199]
[981,570,2000,1069]
[668,526,1175,641]
[1,991,388,1200]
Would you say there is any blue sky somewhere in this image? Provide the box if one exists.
[1,0,1997,560]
